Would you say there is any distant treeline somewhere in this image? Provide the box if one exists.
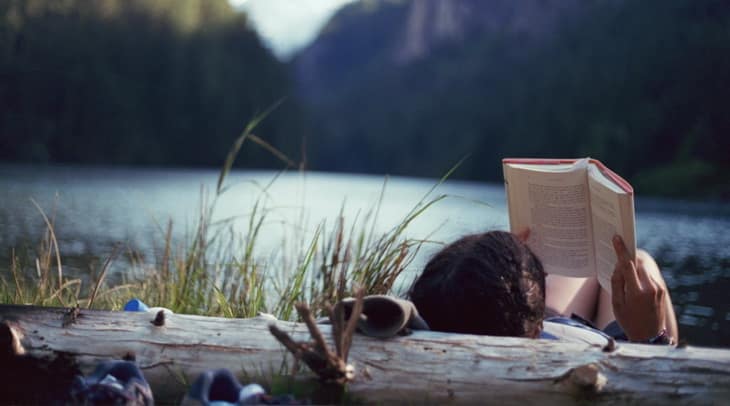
[1,0,728,198]
[0,0,307,169]
[296,0,730,198]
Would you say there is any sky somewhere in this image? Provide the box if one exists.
[230,0,356,60]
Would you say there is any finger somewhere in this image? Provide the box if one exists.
[515,227,530,243]
[612,235,631,264]
[613,235,641,291]
[611,264,625,308]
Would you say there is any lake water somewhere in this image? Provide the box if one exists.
[1,164,728,347]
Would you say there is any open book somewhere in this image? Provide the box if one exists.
[502,158,636,293]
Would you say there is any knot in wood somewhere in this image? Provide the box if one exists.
[602,337,616,352]
[62,306,80,328]
[151,310,166,327]
[569,363,606,393]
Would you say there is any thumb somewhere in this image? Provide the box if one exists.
[515,227,530,243]
[612,235,631,264]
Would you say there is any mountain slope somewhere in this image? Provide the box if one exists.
[294,0,730,197]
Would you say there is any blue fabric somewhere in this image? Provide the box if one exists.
[123,299,149,312]
[602,320,628,341]
[544,316,613,340]
[539,330,559,340]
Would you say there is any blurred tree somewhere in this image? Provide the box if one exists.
[0,0,307,169]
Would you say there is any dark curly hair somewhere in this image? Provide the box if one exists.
[409,231,546,338]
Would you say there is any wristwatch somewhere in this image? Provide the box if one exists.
[647,329,673,345]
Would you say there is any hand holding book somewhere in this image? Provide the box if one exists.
[611,235,676,343]
[503,158,677,342]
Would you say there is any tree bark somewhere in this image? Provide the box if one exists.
[1,304,729,404]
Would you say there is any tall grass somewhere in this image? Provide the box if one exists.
[0,178,439,320]
[0,117,449,322]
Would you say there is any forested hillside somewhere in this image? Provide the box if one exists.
[295,0,730,198]
[0,0,306,168]
[1,0,728,198]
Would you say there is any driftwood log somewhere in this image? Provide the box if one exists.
[1,304,730,404]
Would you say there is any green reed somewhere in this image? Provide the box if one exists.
[0,176,439,320]
[0,112,450,321]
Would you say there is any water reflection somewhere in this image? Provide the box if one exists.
[656,252,730,347]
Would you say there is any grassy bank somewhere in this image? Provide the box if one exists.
[0,177,447,321]
[0,114,453,320]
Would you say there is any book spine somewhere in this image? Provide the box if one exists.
[588,159,634,195]
[502,158,577,165]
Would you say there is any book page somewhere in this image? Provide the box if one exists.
[505,162,594,278]
[588,164,636,294]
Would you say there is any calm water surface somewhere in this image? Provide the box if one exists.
[1,164,728,347]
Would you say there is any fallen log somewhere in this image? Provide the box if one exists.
[1,304,729,404]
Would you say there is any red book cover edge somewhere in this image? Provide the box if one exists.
[502,158,634,195]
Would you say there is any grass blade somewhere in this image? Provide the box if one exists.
[217,98,286,195]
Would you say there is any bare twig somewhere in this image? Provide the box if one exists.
[327,302,344,358]
[341,286,364,361]
[269,291,365,384]
[268,324,305,357]
[269,322,347,383]
[296,303,329,355]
